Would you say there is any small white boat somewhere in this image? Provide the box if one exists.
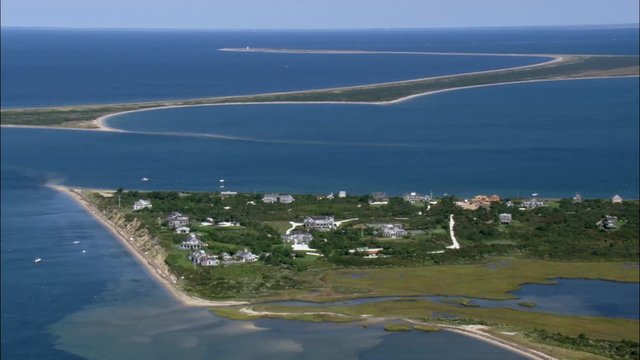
[33,257,42,263]
[141,177,149,182]
[219,179,225,183]
[82,250,86,254]
[72,241,80,245]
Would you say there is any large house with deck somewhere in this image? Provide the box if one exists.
[180,233,205,250]
[304,216,336,231]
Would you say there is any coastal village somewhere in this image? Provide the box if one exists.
[126,190,631,268]
[81,187,638,360]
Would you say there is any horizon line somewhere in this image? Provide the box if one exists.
[1,23,639,32]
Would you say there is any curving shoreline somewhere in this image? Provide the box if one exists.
[3,49,638,130]
[45,183,560,359]
[89,74,640,133]
[235,307,557,360]
[48,184,248,308]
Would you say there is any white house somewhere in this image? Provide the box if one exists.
[133,199,152,211]
[279,194,295,204]
[176,226,190,234]
[612,194,623,203]
[338,191,347,198]
[499,213,512,224]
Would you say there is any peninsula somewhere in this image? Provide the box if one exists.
[2,50,638,130]
[52,185,639,360]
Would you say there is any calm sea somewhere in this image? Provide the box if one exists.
[2,27,638,108]
[3,78,638,198]
[1,171,528,359]
[1,28,639,359]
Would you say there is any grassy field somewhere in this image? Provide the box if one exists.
[318,259,639,300]
[2,55,638,128]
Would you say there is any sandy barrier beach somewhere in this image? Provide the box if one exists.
[48,184,247,307]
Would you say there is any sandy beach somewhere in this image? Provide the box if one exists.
[48,184,247,307]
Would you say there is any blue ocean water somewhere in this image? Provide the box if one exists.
[1,171,528,359]
[2,28,639,359]
[3,78,638,198]
[2,26,638,108]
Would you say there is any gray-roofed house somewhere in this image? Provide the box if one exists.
[499,213,512,224]
[403,192,430,203]
[133,199,152,211]
[304,216,336,231]
[180,233,205,250]
[262,194,280,203]
[282,232,314,245]
[188,250,219,266]
[380,224,407,238]
[167,211,189,229]
[234,248,259,263]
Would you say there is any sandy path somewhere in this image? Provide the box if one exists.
[446,214,460,249]
[285,221,304,234]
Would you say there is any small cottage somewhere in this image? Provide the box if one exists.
[175,226,190,234]
[499,213,512,224]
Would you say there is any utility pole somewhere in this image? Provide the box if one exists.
[118,194,121,208]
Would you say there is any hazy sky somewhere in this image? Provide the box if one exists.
[2,0,639,29]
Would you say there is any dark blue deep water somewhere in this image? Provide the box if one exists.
[2,28,639,359]
[2,27,638,108]
[3,78,638,198]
